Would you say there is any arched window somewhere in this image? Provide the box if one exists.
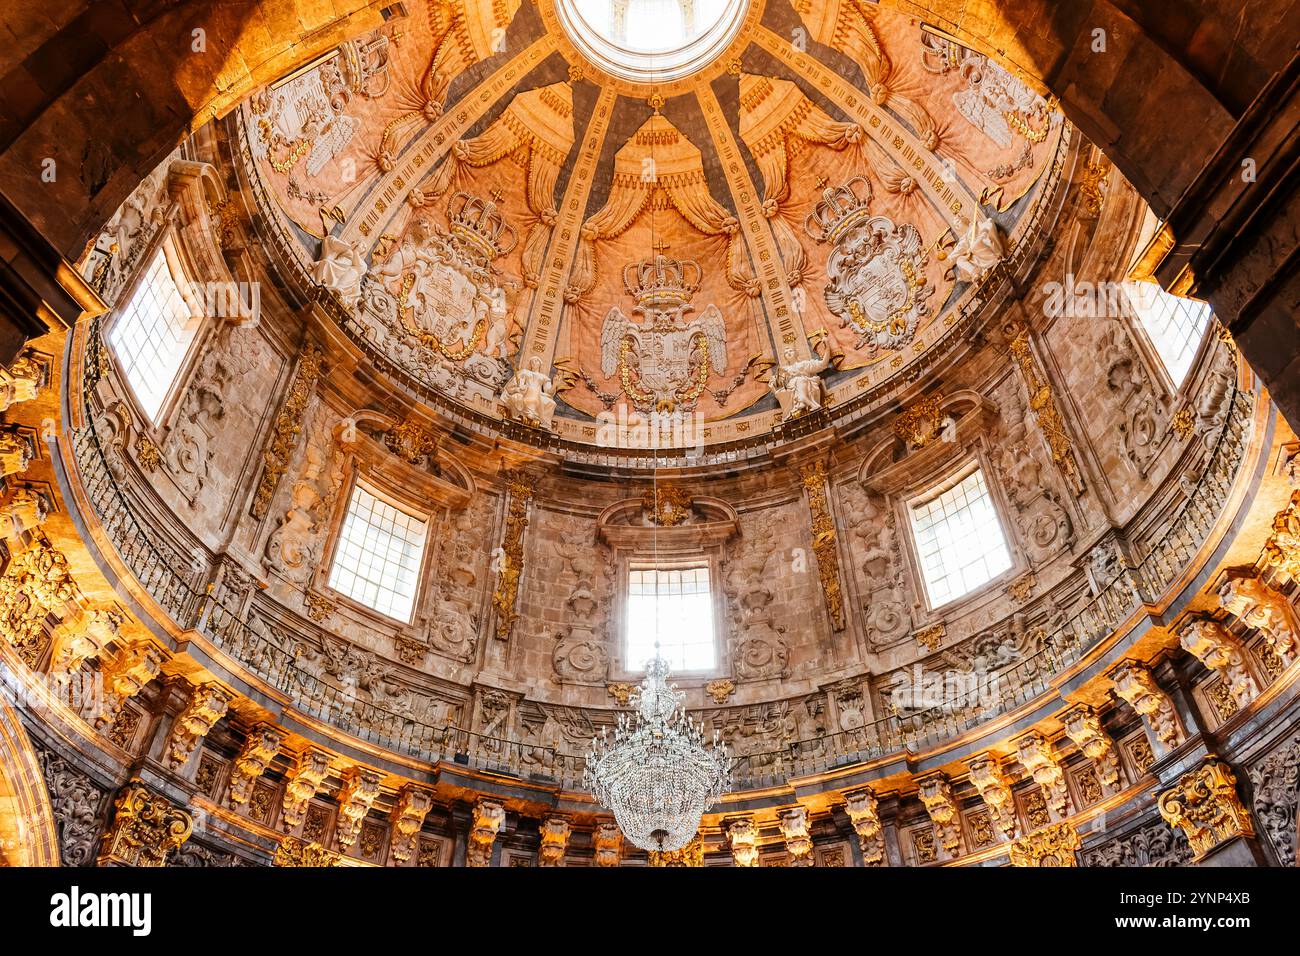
[327,480,429,623]
[107,240,202,423]
[1125,280,1213,388]
[908,464,1012,608]
[625,563,716,672]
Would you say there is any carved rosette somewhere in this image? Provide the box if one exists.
[251,345,324,519]
[1008,821,1080,867]
[537,815,571,866]
[844,788,885,865]
[727,818,760,867]
[1157,759,1255,861]
[274,836,340,867]
[593,822,623,867]
[1061,705,1123,794]
[468,798,505,867]
[98,779,193,867]
[492,471,534,641]
[799,460,845,632]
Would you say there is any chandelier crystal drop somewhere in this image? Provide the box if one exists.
[584,653,731,853]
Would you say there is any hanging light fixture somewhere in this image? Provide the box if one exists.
[584,650,731,852]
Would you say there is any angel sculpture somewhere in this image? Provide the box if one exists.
[770,339,832,420]
[500,357,557,430]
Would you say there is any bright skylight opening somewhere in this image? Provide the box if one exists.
[328,482,428,622]
[558,0,747,83]
[1125,281,1213,388]
[626,565,716,672]
[910,467,1012,608]
[108,246,200,423]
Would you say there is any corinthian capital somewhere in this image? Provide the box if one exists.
[1178,617,1258,707]
[1157,758,1254,861]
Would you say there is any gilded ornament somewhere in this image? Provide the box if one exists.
[799,461,845,631]
[1009,821,1080,867]
[492,471,534,641]
[704,678,736,704]
[273,836,340,867]
[1008,325,1083,493]
[251,346,324,519]
[642,484,692,526]
[1157,758,1254,861]
[893,394,945,448]
[134,435,161,472]
[383,417,440,465]
[648,834,704,867]
[914,622,945,652]
[1171,406,1195,440]
[98,779,193,867]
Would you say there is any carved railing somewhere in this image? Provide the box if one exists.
[71,320,1252,794]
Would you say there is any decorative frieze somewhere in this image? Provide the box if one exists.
[390,786,433,864]
[1178,617,1259,708]
[1218,574,1298,667]
[966,752,1019,841]
[165,682,232,771]
[228,724,284,808]
[335,767,383,850]
[492,471,534,641]
[1009,821,1080,867]
[1061,704,1123,794]
[778,806,814,866]
[727,818,760,867]
[251,345,324,519]
[916,772,963,860]
[593,822,623,867]
[1110,660,1185,753]
[798,461,845,631]
[281,748,332,832]
[468,798,505,867]
[537,815,571,866]
[98,779,193,867]
[1157,758,1255,861]
[1014,730,1072,821]
[843,788,885,865]
[274,836,340,867]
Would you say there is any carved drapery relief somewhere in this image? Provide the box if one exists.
[1157,759,1254,861]
[966,752,1019,841]
[1009,821,1079,867]
[1218,575,1298,668]
[1111,660,1185,753]
[165,682,232,770]
[916,772,963,860]
[1061,705,1123,794]
[778,806,814,866]
[228,724,284,808]
[98,779,193,867]
[492,471,534,641]
[1014,730,1072,821]
[335,767,383,850]
[251,346,325,519]
[1178,617,1259,708]
[844,788,885,865]
[799,461,845,632]
[390,786,433,863]
[281,749,331,832]
[468,798,505,867]
[1247,733,1299,867]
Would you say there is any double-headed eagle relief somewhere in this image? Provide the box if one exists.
[805,176,934,356]
[600,254,728,414]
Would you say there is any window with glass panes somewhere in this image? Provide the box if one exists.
[909,467,1012,608]
[1124,280,1213,388]
[327,483,428,622]
[625,564,716,672]
[107,246,201,422]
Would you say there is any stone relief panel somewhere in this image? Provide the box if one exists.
[422,493,495,663]
[838,481,912,649]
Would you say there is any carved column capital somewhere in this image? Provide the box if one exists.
[1178,616,1259,707]
[274,836,340,867]
[1009,821,1080,867]
[537,815,571,866]
[335,767,383,850]
[228,724,283,808]
[390,786,434,864]
[1014,730,1073,821]
[98,779,193,867]
[1218,573,1298,667]
[164,681,232,771]
[593,822,623,867]
[916,772,963,860]
[843,788,885,865]
[281,748,331,832]
[966,752,1019,841]
[93,640,165,729]
[1061,704,1123,793]
[1157,758,1255,861]
[1110,659,1186,753]
[726,818,760,867]
[778,806,814,865]
[468,798,505,867]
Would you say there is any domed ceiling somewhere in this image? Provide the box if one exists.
[235,0,1068,451]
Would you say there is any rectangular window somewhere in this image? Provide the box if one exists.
[626,564,715,672]
[910,466,1012,608]
[108,246,201,423]
[1125,281,1212,388]
[327,482,428,623]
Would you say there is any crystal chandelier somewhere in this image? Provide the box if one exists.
[584,653,731,852]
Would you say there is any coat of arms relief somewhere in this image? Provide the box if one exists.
[805,176,934,356]
[598,254,728,414]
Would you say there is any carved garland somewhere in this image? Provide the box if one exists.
[1008,326,1084,494]
[251,346,325,518]
[492,471,535,641]
[799,461,845,631]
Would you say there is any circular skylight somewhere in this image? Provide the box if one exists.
[557,0,749,83]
